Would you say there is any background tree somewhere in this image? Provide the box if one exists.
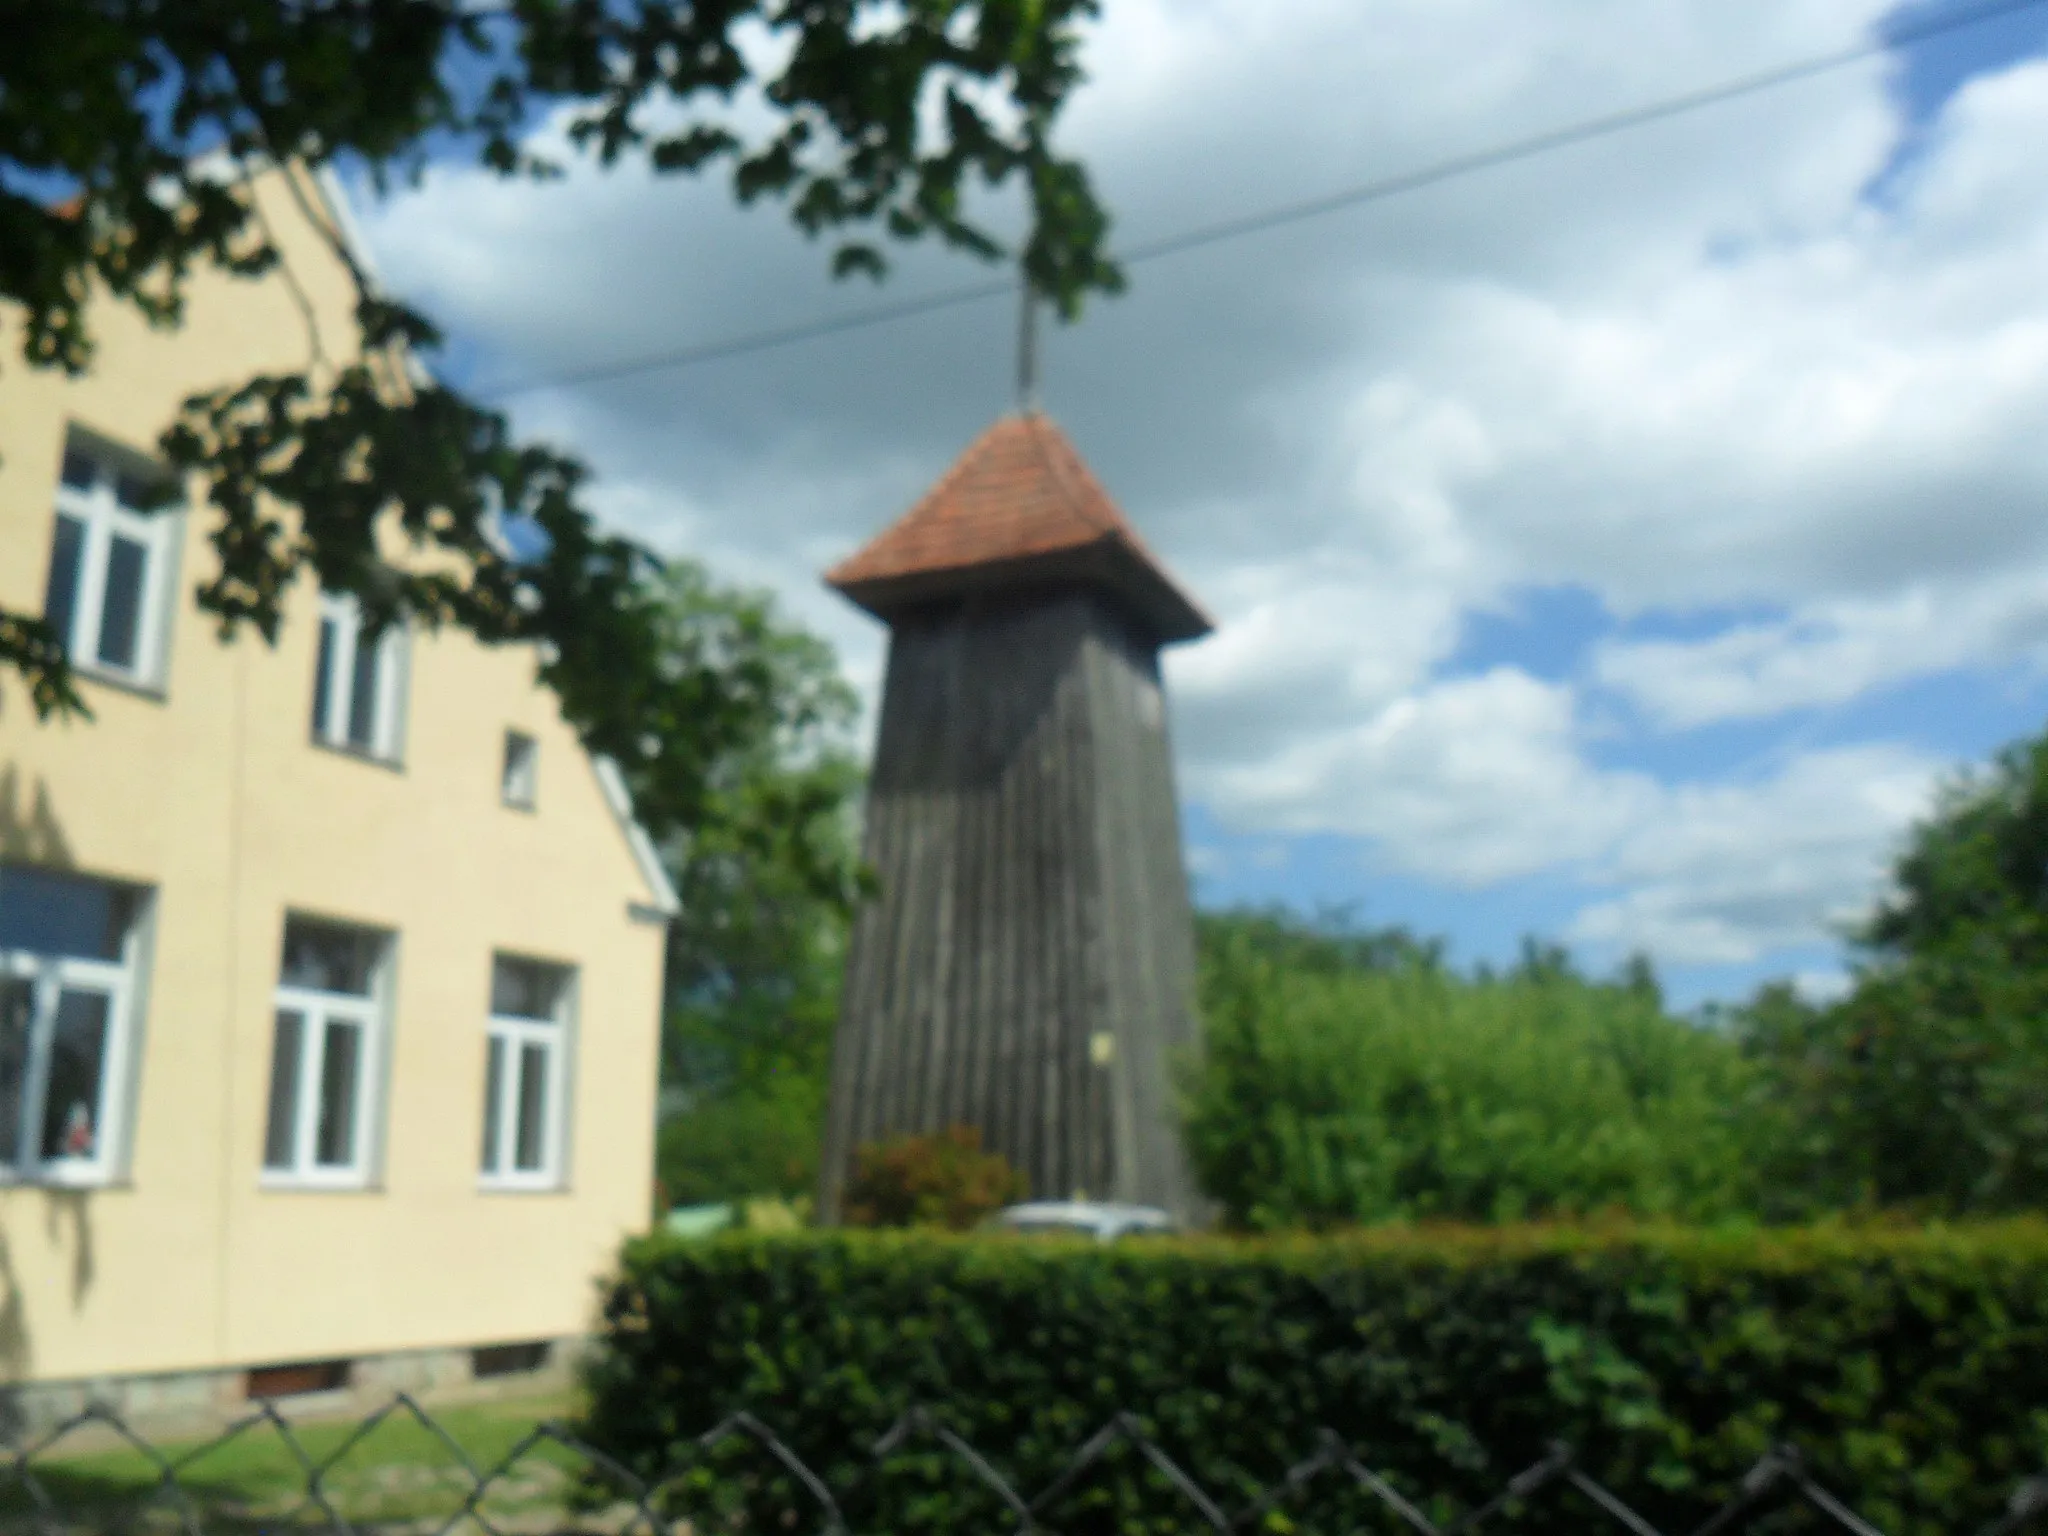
[641,565,864,1208]
[0,0,1121,845]
[1736,731,2048,1213]
[1192,904,1447,979]
[1184,907,1767,1229]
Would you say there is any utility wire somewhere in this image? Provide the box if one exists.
[474,0,2048,399]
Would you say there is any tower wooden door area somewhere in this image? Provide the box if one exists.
[818,413,1213,1222]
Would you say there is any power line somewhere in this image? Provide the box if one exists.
[484,275,1019,394]
[1119,0,2046,264]
[474,0,2048,399]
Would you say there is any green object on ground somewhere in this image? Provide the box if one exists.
[739,1196,810,1232]
[663,1202,736,1238]
[581,1221,2048,1536]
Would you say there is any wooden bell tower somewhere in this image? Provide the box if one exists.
[817,412,1213,1222]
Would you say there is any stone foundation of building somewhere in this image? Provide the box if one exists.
[0,1334,591,1447]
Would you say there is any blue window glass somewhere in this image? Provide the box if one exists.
[96,532,147,670]
[114,471,165,514]
[264,1011,304,1170]
[0,867,136,962]
[346,631,380,749]
[43,515,85,652]
[278,919,379,996]
[514,1042,548,1171]
[312,617,337,736]
[480,1036,505,1171]
[40,990,109,1161]
[0,979,31,1163]
[491,957,562,1020]
[314,1020,360,1168]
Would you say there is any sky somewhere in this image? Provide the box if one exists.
[346,0,2048,1010]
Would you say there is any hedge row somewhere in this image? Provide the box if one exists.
[577,1222,2048,1535]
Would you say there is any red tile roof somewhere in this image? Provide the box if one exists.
[826,413,1212,644]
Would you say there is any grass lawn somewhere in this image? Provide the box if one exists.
[0,1391,652,1533]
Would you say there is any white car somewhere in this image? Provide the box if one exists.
[985,1201,1179,1242]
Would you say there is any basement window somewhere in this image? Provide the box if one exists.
[471,1341,551,1379]
[245,1359,351,1400]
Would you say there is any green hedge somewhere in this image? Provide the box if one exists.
[577,1222,2048,1535]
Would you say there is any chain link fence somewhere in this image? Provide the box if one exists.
[1,1392,2044,1536]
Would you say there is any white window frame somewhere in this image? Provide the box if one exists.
[262,924,390,1191]
[310,591,410,764]
[479,959,573,1191]
[0,887,147,1188]
[46,441,182,692]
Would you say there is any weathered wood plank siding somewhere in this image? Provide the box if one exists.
[819,585,1202,1222]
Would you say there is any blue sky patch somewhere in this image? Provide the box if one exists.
[1445,583,1609,681]
[499,513,554,564]
[1444,586,1797,687]
[1869,0,2048,199]
[1885,0,2048,125]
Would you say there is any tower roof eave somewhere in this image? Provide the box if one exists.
[830,534,1213,645]
[824,412,1214,647]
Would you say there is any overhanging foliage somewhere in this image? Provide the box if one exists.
[0,2,1120,824]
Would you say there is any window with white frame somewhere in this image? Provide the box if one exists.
[480,955,572,1188]
[263,917,390,1187]
[43,440,182,690]
[0,865,149,1184]
[310,592,408,762]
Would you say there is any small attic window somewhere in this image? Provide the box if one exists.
[502,731,538,810]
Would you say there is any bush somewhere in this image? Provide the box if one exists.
[1185,913,1769,1226]
[841,1125,1025,1230]
[579,1222,2048,1536]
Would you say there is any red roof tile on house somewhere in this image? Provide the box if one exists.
[826,413,1213,644]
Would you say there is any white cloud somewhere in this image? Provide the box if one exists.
[1592,575,2048,728]
[1192,668,1658,885]
[1792,967,1855,1005]
[1193,662,1938,962]
[1567,743,1939,962]
[351,0,2048,991]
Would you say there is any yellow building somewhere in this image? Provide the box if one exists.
[0,165,674,1432]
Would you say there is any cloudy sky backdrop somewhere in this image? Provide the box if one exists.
[349,0,2048,1007]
